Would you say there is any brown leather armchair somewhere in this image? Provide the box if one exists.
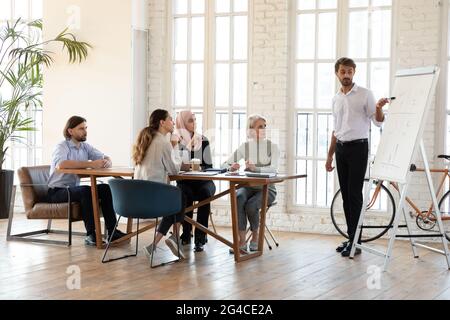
[6,165,85,246]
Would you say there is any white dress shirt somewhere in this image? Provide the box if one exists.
[134,132,181,184]
[332,84,382,142]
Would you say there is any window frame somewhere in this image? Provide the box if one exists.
[211,2,251,163]
[291,2,340,208]
[1,0,43,175]
[167,0,253,203]
[167,0,252,134]
[169,1,207,119]
[287,0,396,211]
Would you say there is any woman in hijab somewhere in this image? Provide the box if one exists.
[174,111,216,252]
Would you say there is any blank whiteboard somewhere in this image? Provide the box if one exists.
[371,66,440,184]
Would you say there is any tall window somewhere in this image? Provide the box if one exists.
[348,0,392,158]
[0,0,43,176]
[293,0,392,208]
[294,0,338,207]
[171,0,206,133]
[213,0,248,191]
[170,0,249,192]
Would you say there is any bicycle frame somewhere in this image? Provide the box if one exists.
[368,168,450,221]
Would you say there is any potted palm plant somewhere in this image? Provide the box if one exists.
[0,19,91,218]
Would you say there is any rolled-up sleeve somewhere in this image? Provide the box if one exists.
[367,91,383,128]
[257,143,280,174]
[86,143,105,160]
[52,143,69,168]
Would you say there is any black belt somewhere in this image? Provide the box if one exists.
[336,139,368,146]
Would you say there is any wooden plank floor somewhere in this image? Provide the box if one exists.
[2,214,450,300]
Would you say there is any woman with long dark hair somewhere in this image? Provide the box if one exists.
[133,109,185,259]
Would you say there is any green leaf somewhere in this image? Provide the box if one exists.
[0,19,90,170]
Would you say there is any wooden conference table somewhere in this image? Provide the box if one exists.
[58,167,306,262]
[169,172,306,262]
[57,167,135,248]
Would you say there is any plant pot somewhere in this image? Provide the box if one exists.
[0,170,14,219]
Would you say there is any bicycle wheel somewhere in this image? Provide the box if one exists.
[330,180,396,243]
[437,191,450,241]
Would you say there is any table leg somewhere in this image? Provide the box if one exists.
[90,176,103,249]
[258,184,269,252]
[182,188,235,247]
[126,218,133,233]
[229,182,241,262]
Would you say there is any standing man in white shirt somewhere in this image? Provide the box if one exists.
[325,57,389,257]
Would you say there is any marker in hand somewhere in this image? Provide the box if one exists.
[377,97,392,109]
[389,97,396,102]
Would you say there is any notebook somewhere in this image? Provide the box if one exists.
[204,168,228,173]
[244,172,277,178]
[181,171,220,176]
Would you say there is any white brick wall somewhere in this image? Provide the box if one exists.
[147,0,447,238]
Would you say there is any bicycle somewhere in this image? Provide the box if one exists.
[330,155,450,242]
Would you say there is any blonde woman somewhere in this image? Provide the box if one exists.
[133,109,185,259]
[221,114,279,253]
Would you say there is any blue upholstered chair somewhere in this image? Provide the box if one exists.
[102,179,184,267]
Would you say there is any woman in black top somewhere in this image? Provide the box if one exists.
[174,111,216,252]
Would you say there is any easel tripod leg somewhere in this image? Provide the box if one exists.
[384,183,409,272]
[402,207,419,258]
[420,141,450,269]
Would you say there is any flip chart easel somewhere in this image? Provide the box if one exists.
[350,66,450,271]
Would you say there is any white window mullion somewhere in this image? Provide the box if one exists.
[205,0,214,132]
[186,6,192,110]
[312,112,318,207]
[367,2,374,88]
[228,10,234,154]
[312,9,319,207]
[390,0,398,90]
[247,0,253,119]
[228,59,233,154]
[337,0,349,60]
[11,0,17,21]
[287,0,298,207]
